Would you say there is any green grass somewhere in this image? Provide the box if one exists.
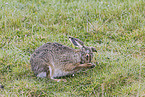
[0,0,145,96]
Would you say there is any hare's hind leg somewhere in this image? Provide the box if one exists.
[52,79,67,82]
[47,65,67,82]
[30,58,49,78]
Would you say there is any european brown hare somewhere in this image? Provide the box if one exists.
[30,37,97,82]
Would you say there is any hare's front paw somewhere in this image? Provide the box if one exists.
[87,63,96,68]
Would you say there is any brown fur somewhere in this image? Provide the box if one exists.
[30,37,97,82]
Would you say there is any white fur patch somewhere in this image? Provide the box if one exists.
[49,66,53,79]
[37,72,46,78]
[75,41,83,48]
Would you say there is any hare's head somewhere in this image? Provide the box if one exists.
[69,37,97,64]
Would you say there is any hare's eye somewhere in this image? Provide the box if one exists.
[86,54,89,59]
[86,54,91,62]
[86,54,89,57]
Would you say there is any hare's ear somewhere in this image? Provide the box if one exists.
[69,36,84,48]
[91,47,97,52]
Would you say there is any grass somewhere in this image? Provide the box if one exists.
[0,0,145,96]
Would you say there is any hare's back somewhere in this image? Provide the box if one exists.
[44,42,74,53]
[32,42,74,57]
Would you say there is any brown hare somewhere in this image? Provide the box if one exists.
[30,37,97,82]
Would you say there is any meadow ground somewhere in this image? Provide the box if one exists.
[0,0,145,96]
